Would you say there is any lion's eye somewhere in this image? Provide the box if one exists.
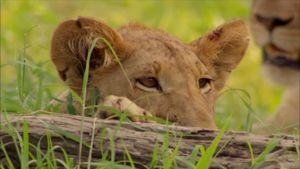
[199,78,212,94]
[136,77,162,92]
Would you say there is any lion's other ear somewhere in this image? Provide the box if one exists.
[190,19,249,90]
[51,17,126,93]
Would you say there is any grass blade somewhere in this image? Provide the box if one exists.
[122,139,136,169]
[0,141,16,169]
[250,139,279,169]
[149,141,159,169]
[247,141,255,165]
[66,92,77,115]
[87,118,97,169]
[100,37,132,90]
[195,119,229,169]
[78,37,100,166]
[21,119,29,169]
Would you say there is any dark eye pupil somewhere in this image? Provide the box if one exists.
[199,78,210,88]
[143,78,156,86]
[137,77,162,90]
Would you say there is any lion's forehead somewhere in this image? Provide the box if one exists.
[120,26,189,50]
[125,45,207,80]
[119,24,208,77]
[133,39,192,58]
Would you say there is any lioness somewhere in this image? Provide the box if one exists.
[51,17,249,128]
[250,0,300,133]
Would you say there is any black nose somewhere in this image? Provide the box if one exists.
[255,14,293,31]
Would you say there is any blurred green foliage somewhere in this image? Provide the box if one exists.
[1,0,283,130]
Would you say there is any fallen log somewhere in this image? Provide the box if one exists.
[0,114,299,169]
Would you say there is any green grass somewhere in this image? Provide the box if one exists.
[21,120,29,169]
[250,139,279,169]
[77,37,100,167]
[0,0,295,168]
[195,119,229,169]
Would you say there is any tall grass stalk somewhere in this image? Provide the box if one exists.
[122,139,136,169]
[195,117,229,169]
[247,140,255,165]
[78,37,100,167]
[87,118,98,169]
[1,141,15,169]
[21,120,29,169]
[250,139,279,169]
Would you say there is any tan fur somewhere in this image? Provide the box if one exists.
[250,0,300,133]
[51,17,249,128]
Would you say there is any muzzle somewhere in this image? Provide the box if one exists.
[263,49,300,71]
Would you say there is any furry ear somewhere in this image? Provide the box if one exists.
[51,17,126,93]
[190,19,249,90]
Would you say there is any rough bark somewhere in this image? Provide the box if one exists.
[0,114,299,169]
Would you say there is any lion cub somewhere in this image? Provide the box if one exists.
[51,17,249,128]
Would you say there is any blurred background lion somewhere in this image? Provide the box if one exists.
[250,0,300,134]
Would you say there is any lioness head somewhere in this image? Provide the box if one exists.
[51,17,249,128]
[250,0,300,86]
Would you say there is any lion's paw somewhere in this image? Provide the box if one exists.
[97,95,154,123]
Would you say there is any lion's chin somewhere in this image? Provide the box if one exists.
[262,63,300,87]
[261,48,300,87]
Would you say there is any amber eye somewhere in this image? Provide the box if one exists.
[136,77,162,92]
[199,78,212,94]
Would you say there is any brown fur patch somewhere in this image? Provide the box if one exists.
[153,61,161,74]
